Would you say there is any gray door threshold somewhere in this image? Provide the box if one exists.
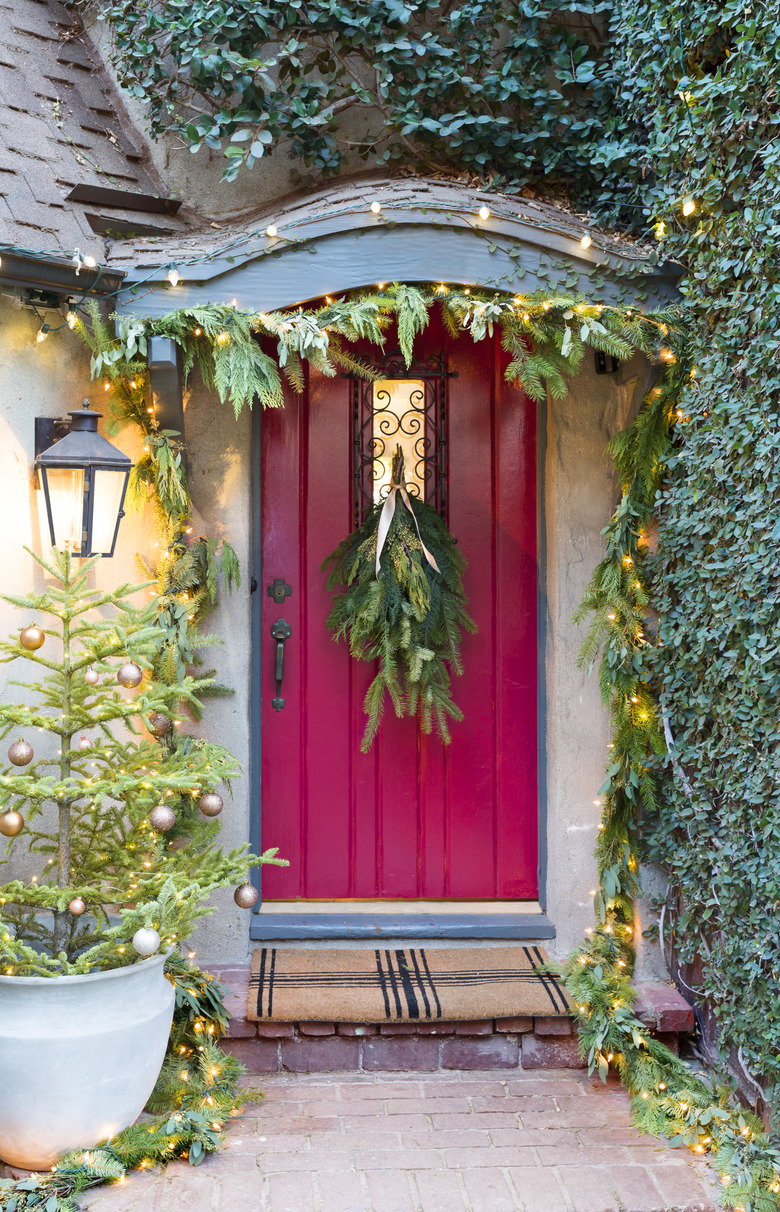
[249,912,556,940]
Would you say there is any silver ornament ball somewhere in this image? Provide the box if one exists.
[69,897,86,916]
[132,927,161,956]
[84,669,99,686]
[77,735,92,751]
[149,804,176,832]
[233,882,259,909]
[8,739,33,767]
[198,792,224,818]
[117,662,143,689]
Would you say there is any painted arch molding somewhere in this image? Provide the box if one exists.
[113,176,679,317]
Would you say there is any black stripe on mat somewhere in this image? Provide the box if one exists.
[383,949,403,1018]
[531,944,569,1012]
[395,949,420,1019]
[374,949,391,1018]
[255,948,267,1017]
[408,949,432,1020]
[267,947,277,1017]
[524,945,563,1013]
[419,949,442,1019]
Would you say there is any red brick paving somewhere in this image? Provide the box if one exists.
[82,1070,720,1211]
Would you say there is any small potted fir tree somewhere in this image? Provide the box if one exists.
[0,549,279,1170]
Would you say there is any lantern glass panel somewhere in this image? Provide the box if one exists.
[43,467,84,552]
[91,469,127,554]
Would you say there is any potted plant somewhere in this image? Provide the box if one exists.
[0,549,279,1170]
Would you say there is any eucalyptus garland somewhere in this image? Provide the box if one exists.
[322,447,475,750]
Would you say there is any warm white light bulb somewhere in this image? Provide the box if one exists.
[682,198,695,216]
[167,267,180,288]
[580,233,592,249]
[66,311,76,329]
[370,201,382,214]
[478,205,490,220]
[36,326,49,344]
[266,225,278,238]
[83,255,97,269]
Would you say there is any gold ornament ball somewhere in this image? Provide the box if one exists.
[149,712,172,737]
[149,804,177,832]
[20,624,45,651]
[233,882,259,909]
[84,669,99,686]
[117,662,143,689]
[198,792,224,818]
[0,811,24,837]
[8,739,33,767]
[69,897,86,916]
[77,735,92,751]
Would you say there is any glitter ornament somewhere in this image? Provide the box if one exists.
[198,792,223,818]
[148,712,172,737]
[77,735,92,751]
[0,811,24,837]
[149,804,176,832]
[20,625,45,651]
[69,897,86,916]
[116,662,143,688]
[8,739,33,767]
[233,882,259,908]
[84,669,99,686]
[132,927,161,956]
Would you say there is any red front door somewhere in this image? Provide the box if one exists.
[260,314,538,901]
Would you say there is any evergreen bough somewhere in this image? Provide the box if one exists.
[323,448,475,751]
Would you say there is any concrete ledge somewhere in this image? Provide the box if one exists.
[248,913,556,939]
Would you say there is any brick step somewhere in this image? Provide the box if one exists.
[205,967,694,1074]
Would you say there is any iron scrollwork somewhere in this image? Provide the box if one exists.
[351,350,454,526]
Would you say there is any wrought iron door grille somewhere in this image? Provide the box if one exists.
[351,349,454,527]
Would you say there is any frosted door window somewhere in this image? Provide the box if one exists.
[371,379,426,504]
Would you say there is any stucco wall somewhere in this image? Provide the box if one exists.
[0,293,662,968]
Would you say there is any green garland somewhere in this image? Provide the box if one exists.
[323,447,476,750]
[75,283,668,682]
[0,956,257,1211]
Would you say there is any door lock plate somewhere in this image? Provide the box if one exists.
[267,578,292,604]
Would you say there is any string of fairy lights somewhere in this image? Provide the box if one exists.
[2,188,701,346]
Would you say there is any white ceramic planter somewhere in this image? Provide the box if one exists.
[0,952,175,1169]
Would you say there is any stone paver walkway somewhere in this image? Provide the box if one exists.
[83,1070,720,1212]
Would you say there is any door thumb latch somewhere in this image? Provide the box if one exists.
[271,618,292,711]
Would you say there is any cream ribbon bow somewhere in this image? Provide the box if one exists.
[375,478,441,577]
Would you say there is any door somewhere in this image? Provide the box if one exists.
[260,312,538,901]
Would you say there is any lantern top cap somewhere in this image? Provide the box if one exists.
[35,399,130,470]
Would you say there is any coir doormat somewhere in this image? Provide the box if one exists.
[247,946,569,1022]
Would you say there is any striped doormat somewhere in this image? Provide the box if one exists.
[247,946,569,1022]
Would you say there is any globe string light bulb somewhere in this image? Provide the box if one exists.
[478,205,490,220]
[266,224,278,237]
[370,200,382,214]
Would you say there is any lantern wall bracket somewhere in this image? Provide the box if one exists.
[34,415,72,460]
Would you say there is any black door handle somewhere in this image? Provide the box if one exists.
[271,618,292,711]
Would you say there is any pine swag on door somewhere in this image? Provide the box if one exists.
[322,445,476,751]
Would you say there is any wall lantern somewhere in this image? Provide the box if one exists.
[34,400,132,558]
